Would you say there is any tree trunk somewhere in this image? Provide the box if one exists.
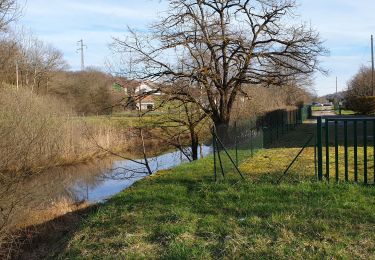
[213,116,231,145]
[190,130,199,161]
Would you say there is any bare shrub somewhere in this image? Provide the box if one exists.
[346,96,375,115]
[0,84,129,174]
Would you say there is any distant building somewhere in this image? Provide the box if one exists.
[136,95,155,111]
[112,78,159,111]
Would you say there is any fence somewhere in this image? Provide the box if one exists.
[259,106,311,147]
[316,116,375,184]
[212,105,311,180]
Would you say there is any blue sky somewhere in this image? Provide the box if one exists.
[19,0,375,96]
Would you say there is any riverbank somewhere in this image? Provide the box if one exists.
[1,146,212,258]
[9,123,375,259]
[16,125,369,259]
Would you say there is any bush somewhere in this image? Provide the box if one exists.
[345,96,375,115]
[0,85,129,174]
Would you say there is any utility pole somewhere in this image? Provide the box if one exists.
[371,35,374,96]
[336,76,338,95]
[335,76,340,114]
[77,39,87,71]
[15,60,19,91]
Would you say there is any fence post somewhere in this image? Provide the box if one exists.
[334,120,339,182]
[276,112,279,140]
[250,128,254,157]
[325,118,330,181]
[354,121,358,182]
[364,120,368,184]
[212,127,217,182]
[213,126,225,178]
[235,121,238,167]
[344,121,349,181]
[314,132,317,178]
[317,117,323,180]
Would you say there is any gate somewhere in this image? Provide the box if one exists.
[316,116,375,184]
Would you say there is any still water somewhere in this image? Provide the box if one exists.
[72,145,212,202]
[0,146,212,229]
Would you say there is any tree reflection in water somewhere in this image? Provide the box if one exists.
[0,146,212,232]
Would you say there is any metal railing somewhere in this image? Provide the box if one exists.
[317,116,375,184]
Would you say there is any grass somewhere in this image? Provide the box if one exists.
[311,105,333,111]
[335,109,356,115]
[81,113,165,129]
[55,122,375,259]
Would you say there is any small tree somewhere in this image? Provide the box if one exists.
[155,97,208,161]
[346,66,373,97]
[345,66,375,114]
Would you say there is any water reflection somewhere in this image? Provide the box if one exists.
[72,145,212,202]
[0,146,212,230]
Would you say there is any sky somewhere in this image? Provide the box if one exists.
[18,0,375,96]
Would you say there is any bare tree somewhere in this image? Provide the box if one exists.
[112,0,327,135]
[0,0,19,32]
[0,27,68,93]
[0,38,19,83]
[346,66,373,97]
[24,37,68,93]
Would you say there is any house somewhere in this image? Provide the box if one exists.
[136,95,155,111]
[112,78,159,111]
[135,83,154,94]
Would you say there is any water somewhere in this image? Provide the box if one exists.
[0,146,212,230]
[72,145,212,202]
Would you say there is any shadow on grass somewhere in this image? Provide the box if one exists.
[264,122,316,149]
[56,163,375,259]
[8,204,99,260]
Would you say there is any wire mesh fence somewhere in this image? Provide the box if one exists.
[212,105,311,180]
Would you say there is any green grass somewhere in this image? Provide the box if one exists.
[57,130,375,259]
[311,105,333,111]
[335,109,356,115]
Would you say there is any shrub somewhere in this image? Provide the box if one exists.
[345,96,375,115]
[0,84,129,174]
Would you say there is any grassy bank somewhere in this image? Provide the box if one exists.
[54,126,375,259]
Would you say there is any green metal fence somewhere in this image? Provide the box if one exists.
[317,116,375,184]
[259,106,310,147]
[212,105,311,180]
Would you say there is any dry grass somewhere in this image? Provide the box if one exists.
[0,85,130,174]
